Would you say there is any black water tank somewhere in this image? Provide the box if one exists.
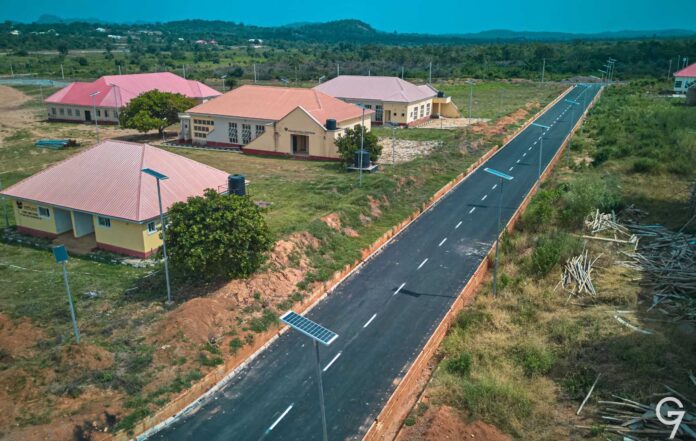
[354,149,370,168]
[228,174,246,196]
[437,91,445,98]
[325,119,337,130]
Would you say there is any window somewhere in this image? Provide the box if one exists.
[375,105,383,122]
[96,109,101,117]
[37,207,50,218]
[51,107,56,115]
[426,103,431,115]
[147,221,157,234]
[675,81,683,88]
[67,108,72,116]
[97,216,111,228]
[255,124,265,138]
[228,122,238,143]
[104,110,109,118]
[75,109,80,116]
[242,124,251,144]
[420,105,425,118]
[59,108,64,115]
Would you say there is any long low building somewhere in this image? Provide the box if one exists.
[45,72,221,124]
[0,140,230,258]
[673,62,696,94]
[313,75,460,126]
[178,85,372,160]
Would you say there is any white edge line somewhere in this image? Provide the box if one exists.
[363,313,377,328]
[267,404,294,432]
[394,282,405,296]
[323,351,342,372]
[438,237,447,247]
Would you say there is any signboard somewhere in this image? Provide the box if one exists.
[52,245,68,263]
[16,201,40,219]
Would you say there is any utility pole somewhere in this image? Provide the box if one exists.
[428,61,432,84]
[541,58,546,84]
[336,63,340,77]
[0,178,9,228]
[401,66,404,80]
[9,64,14,77]
[253,64,257,83]
[182,65,186,79]
[668,59,672,81]
[60,64,64,80]
[118,64,122,75]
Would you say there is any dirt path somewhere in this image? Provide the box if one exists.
[0,86,36,141]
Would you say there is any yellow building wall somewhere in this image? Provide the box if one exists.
[94,217,148,253]
[142,221,163,255]
[12,200,58,235]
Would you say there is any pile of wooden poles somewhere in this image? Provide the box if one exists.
[618,223,696,323]
[583,209,639,249]
[560,250,600,299]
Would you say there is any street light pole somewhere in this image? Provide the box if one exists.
[141,168,173,305]
[52,245,80,343]
[531,122,550,189]
[468,80,474,125]
[89,91,101,142]
[359,106,365,187]
[314,340,329,441]
[483,168,513,297]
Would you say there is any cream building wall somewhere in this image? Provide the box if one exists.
[47,105,120,123]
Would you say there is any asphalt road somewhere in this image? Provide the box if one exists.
[152,83,602,441]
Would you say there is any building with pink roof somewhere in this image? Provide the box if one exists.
[1,140,230,258]
[314,75,459,126]
[44,72,221,124]
[673,62,696,94]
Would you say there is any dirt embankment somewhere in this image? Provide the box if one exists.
[471,101,539,137]
[397,405,511,441]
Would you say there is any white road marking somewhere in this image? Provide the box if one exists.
[516,159,520,163]
[394,282,405,296]
[481,194,488,201]
[438,237,447,247]
[491,184,497,190]
[323,351,342,372]
[468,207,476,214]
[417,258,428,270]
[509,166,514,171]
[528,146,532,151]
[455,221,462,229]
[363,313,377,328]
[522,152,527,157]
[267,404,294,432]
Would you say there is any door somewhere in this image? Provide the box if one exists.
[384,110,391,123]
[84,110,92,122]
[291,135,309,155]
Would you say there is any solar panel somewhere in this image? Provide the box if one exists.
[280,311,338,346]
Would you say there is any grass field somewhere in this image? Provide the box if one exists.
[402,81,696,440]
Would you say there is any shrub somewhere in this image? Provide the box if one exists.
[510,343,555,377]
[229,337,244,355]
[632,157,659,173]
[335,126,383,165]
[446,352,472,377]
[520,188,561,232]
[531,232,581,277]
[248,309,278,333]
[560,176,620,228]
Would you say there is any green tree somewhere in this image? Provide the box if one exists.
[335,126,382,165]
[166,190,273,280]
[119,90,196,135]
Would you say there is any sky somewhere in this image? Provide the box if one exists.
[2,0,695,34]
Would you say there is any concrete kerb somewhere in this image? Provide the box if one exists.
[121,86,577,441]
[362,85,602,441]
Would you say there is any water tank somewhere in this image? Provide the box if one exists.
[325,119,337,130]
[437,91,445,98]
[354,149,370,169]
[228,174,246,196]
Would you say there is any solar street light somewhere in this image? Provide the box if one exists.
[141,168,173,305]
[531,122,551,188]
[281,311,338,441]
[483,168,513,297]
[52,245,80,343]
[89,91,101,142]
[564,98,582,160]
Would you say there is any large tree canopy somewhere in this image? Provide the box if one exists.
[119,90,196,135]
[166,190,273,280]
[335,126,382,165]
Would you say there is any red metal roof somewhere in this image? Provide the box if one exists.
[314,76,437,103]
[1,140,230,222]
[186,85,369,123]
[44,72,221,108]
[674,62,696,78]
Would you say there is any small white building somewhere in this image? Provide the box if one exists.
[673,62,696,94]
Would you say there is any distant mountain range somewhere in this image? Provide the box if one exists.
[24,16,696,43]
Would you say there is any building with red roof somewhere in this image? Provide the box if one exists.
[178,85,372,160]
[44,72,221,124]
[673,62,696,94]
[1,140,230,258]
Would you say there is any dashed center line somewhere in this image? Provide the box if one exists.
[509,166,514,171]
[438,237,447,247]
[363,314,377,328]
[481,194,488,201]
[468,207,476,214]
[522,152,527,157]
[394,282,405,296]
[528,146,532,151]
[516,159,521,163]
[417,258,428,270]
[455,221,462,229]
[267,404,294,433]
[323,351,342,372]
